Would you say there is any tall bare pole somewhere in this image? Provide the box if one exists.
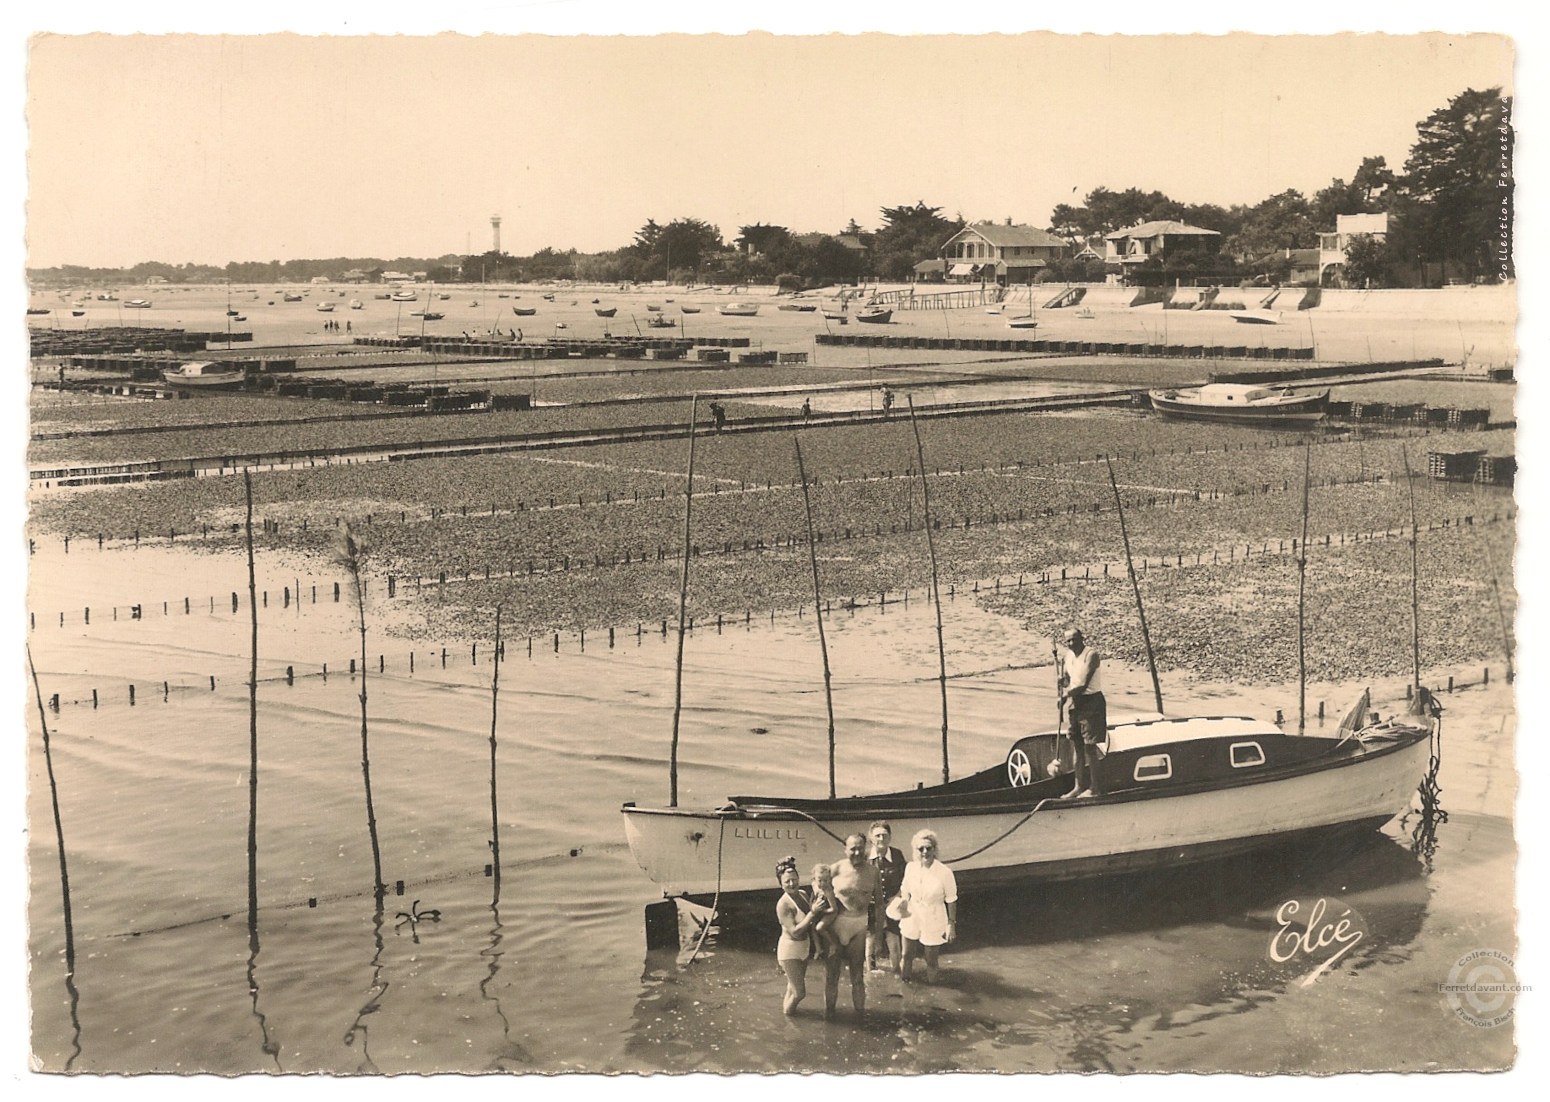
[1297,444,1312,735]
[244,470,261,938]
[28,645,74,977]
[795,438,838,798]
[669,396,700,807]
[907,396,951,784]
[488,606,504,902]
[1105,456,1164,715]
[1401,445,1422,691]
[340,524,384,901]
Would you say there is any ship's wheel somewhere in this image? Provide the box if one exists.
[1007,747,1033,787]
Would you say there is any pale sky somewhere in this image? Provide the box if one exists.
[24,28,1515,269]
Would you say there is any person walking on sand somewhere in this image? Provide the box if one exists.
[1057,627,1107,797]
[801,396,812,422]
[823,833,883,1018]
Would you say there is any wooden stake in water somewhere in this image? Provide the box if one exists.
[1297,444,1311,735]
[907,396,951,784]
[488,605,504,902]
[339,522,385,900]
[1105,456,1164,715]
[669,396,699,807]
[1401,445,1421,692]
[795,437,837,798]
[28,644,75,977]
[243,469,261,940]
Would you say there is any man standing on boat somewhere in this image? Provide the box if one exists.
[1058,628,1107,797]
[824,833,884,1019]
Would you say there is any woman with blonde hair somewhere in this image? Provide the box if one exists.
[895,829,957,984]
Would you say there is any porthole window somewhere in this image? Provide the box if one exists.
[1134,754,1173,781]
[1230,741,1266,768]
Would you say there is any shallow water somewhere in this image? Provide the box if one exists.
[25,539,1516,1073]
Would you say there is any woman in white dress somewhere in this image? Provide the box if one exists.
[896,829,957,983]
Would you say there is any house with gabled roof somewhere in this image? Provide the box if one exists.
[1104,220,1221,268]
[938,220,1070,285]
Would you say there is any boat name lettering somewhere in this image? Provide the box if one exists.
[732,826,804,840]
[1268,897,1366,985]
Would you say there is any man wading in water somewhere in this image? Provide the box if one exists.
[824,833,884,1019]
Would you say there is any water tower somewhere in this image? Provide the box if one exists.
[491,214,502,255]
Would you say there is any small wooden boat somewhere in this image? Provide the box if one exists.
[374,292,394,300]
[26,308,49,315]
[680,305,701,314]
[161,360,246,389]
[317,302,335,312]
[645,304,663,312]
[349,300,363,309]
[778,303,818,312]
[71,309,85,317]
[854,306,892,324]
[542,293,556,301]
[1148,383,1328,426]
[513,306,538,316]
[124,299,152,309]
[1006,316,1038,330]
[646,315,677,329]
[1230,310,1282,325]
[595,307,617,318]
[623,710,1432,903]
[438,293,451,301]
[718,303,760,317]
[282,293,304,302]
[390,290,418,302]
[410,310,445,321]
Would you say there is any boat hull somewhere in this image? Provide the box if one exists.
[621,731,1428,898]
[1149,389,1328,426]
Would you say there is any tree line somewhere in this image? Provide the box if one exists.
[28,88,1508,291]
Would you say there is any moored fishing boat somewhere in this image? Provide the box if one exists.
[718,303,759,317]
[161,360,247,389]
[1230,310,1282,325]
[778,303,818,312]
[595,307,618,318]
[1148,382,1329,426]
[622,709,1432,903]
[647,314,677,328]
[124,299,152,309]
[855,306,892,324]
[513,306,537,316]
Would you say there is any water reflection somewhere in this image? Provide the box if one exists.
[342,904,389,1073]
[479,900,534,1069]
[246,908,281,1069]
[1403,727,1449,872]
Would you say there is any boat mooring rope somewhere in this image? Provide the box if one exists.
[736,796,1062,866]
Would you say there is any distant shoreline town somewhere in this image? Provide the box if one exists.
[30,88,1510,298]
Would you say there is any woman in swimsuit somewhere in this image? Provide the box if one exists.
[775,856,826,1015]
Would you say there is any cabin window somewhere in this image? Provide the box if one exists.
[1134,754,1173,782]
[1230,741,1266,768]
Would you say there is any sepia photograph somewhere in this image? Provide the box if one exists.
[9,5,1538,1086]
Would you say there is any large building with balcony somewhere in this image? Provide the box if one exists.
[1103,220,1221,269]
[939,221,1069,285]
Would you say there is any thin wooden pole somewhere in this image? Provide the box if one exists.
[907,396,951,784]
[28,645,74,977]
[488,605,504,902]
[342,525,385,901]
[669,396,699,807]
[795,438,838,798]
[243,470,261,942]
[1297,444,1311,735]
[1475,506,1515,683]
[1400,445,1421,691]
[1105,456,1164,714]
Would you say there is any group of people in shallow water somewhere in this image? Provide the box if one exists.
[773,821,958,1018]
